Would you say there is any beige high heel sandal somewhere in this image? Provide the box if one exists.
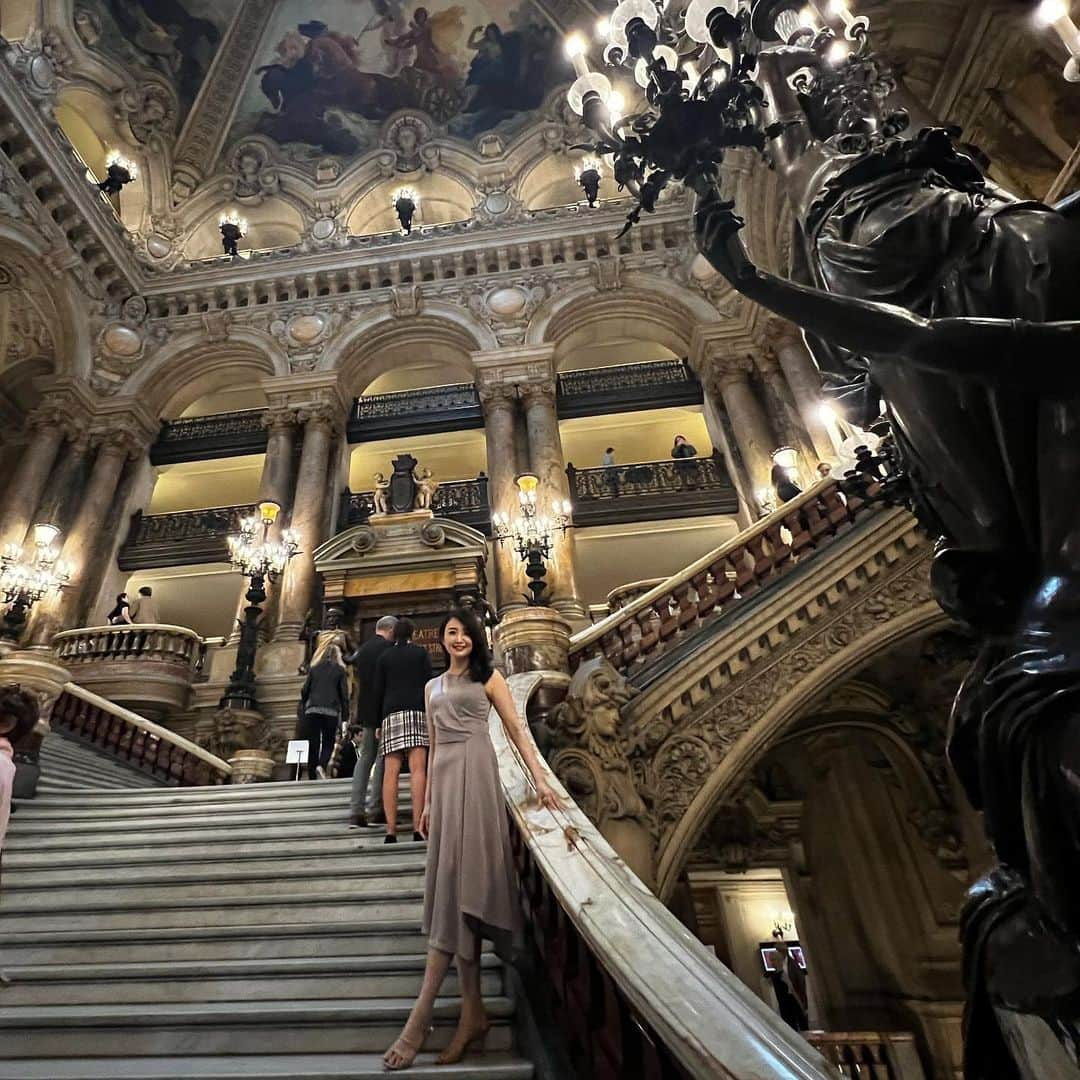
[382,1025,431,1072]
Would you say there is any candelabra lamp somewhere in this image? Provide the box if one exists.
[491,474,573,606]
[0,523,71,642]
[96,151,137,196]
[219,211,247,258]
[392,187,419,234]
[221,501,299,711]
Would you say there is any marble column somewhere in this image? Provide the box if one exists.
[0,407,67,548]
[480,385,526,616]
[273,404,338,642]
[709,356,778,514]
[521,380,584,618]
[755,351,819,487]
[27,431,140,646]
[32,431,93,540]
[228,407,298,645]
[764,321,836,464]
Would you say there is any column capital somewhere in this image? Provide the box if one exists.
[760,317,804,354]
[296,402,342,432]
[87,397,159,458]
[261,372,348,425]
[471,343,556,402]
[261,405,299,433]
[477,383,517,411]
[708,354,755,392]
[518,379,557,407]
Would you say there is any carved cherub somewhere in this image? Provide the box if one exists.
[372,472,390,515]
[413,465,439,510]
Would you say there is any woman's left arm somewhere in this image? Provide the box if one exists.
[486,670,562,812]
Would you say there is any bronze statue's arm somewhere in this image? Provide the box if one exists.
[696,196,1080,388]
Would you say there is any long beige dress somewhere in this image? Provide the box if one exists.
[422,673,520,960]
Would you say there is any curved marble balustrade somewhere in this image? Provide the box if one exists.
[52,624,204,720]
[52,682,231,786]
[494,672,832,1080]
[570,477,882,675]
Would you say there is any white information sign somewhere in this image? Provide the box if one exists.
[286,739,309,764]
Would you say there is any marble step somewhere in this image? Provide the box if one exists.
[1,918,433,966]
[0,1052,534,1079]
[1,855,429,898]
[2,831,410,866]
[24,777,361,806]
[0,996,517,1058]
[0,953,504,1007]
[0,887,425,933]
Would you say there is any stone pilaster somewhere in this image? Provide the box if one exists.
[707,355,778,514]
[26,423,149,647]
[755,350,819,487]
[762,319,837,464]
[478,382,526,616]
[273,403,341,642]
[519,379,585,619]
[32,430,93,540]
[0,407,68,548]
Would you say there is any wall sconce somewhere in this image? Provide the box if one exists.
[97,150,137,196]
[219,210,247,258]
[492,473,573,606]
[1037,0,1080,81]
[392,187,419,234]
[0,523,71,641]
[574,156,605,206]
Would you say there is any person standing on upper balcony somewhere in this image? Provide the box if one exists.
[106,593,133,625]
[130,586,159,624]
[601,447,616,467]
[0,684,40,856]
[671,434,699,489]
[671,434,698,460]
[374,617,432,844]
[345,614,397,828]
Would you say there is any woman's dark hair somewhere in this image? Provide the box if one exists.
[438,606,493,683]
[0,683,40,745]
[106,594,129,619]
[393,617,415,644]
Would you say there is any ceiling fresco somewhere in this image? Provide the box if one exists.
[227,1,569,160]
[89,0,242,120]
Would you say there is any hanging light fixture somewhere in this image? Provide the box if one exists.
[219,210,248,258]
[97,150,137,196]
[574,156,605,206]
[0,523,71,641]
[391,187,420,234]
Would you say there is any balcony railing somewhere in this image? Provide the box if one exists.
[339,475,491,534]
[151,411,268,465]
[557,359,703,418]
[566,454,738,526]
[349,383,483,442]
[118,505,256,570]
[805,1031,925,1079]
[52,625,205,720]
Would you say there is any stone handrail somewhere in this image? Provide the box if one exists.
[569,476,878,674]
[52,682,232,785]
[53,624,203,667]
[493,672,832,1080]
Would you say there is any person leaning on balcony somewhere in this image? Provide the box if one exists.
[345,614,397,828]
[0,684,40,858]
[297,637,350,781]
[106,593,133,625]
[130,586,159,624]
[671,433,699,488]
[601,446,620,495]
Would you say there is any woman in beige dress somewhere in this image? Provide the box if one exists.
[383,607,561,1071]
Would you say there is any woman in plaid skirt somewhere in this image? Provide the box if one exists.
[374,618,433,843]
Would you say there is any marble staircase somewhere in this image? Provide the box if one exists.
[0,779,534,1079]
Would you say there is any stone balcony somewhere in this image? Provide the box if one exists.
[52,624,204,720]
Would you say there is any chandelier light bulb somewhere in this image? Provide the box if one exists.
[31,523,60,551]
[564,31,591,78]
[609,0,661,51]
[1036,0,1080,80]
[684,0,738,44]
[827,39,850,64]
[800,4,819,25]
[1037,0,1069,25]
[596,15,611,37]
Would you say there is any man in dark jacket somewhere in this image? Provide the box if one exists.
[346,615,396,827]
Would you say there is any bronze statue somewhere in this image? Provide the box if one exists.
[695,53,1080,1072]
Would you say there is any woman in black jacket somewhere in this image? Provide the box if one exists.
[374,618,432,842]
[297,638,350,780]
